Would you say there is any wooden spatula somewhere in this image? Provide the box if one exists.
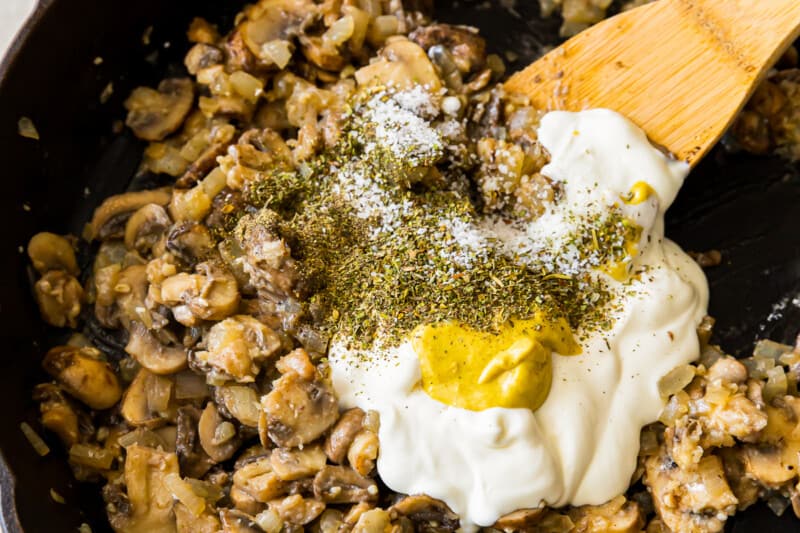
[504,0,800,166]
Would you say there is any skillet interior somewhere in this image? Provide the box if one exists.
[0,0,798,530]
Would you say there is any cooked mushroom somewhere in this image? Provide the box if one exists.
[274,348,316,380]
[390,494,459,531]
[124,204,172,254]
[27,232,79,275]
[125,321,189,374]
[107,445,179,532]
[121,368,175,427]
[492,508,545,531]
[125,78,195,141]
[176,406,216,478]
[567,495,644,533]
[87,188,172,241]
[261,371,338,447]
[175,502,222,533]
[219,509,262,533]
[312,465,378,504]
[346,429,378,476]
[215,384,262,427]
[270,444,326,481]
[198,402,242,462]
[233,456,288,502]
[351,508,392,533]
[159,264,240,326]
[409,24,486,74]
[166,223,216,266]
[42,346,122,410]
[185,43,225,75]
[195,315,282,382]
[270,494,325,526]
[34,270,83,328]
[299,35,348,71]
[354,37,441,90]
[324,407,365,464]
[33,383,81,446]
[239,0,315,64]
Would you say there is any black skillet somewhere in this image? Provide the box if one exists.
[0,0,798,530]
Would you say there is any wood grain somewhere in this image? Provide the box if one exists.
[504,0,800,166]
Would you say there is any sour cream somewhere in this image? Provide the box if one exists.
[329,109,708,530]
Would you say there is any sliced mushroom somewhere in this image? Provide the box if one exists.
[351,508,392,533]
[125,78,195,141]
[312,465,377,504]
[185,43,225,75]
[215,384,262,427]
[27,232,79,275]
[354,37,441,90]
[198,402,242,462]
[270,444,326,481]
[567,495,644,533]
[270,494,325,526]
[299,35,347,71]
[233,456,288,502]
[124,204,172,254]
[389,495,459,531]
[110,445,179,532]
[325,407,365,464]
[176,406,216,478]
[121,368,175,427]
[410,24,486,74]
[167,224,215,266]
[87,188,172,241]
[492,508,545,531]
[261,372,338,447]
[42,346,122,410]
[34,270,83,328]
[159,267,239,326]
[33,383,81,446]
[125,321,188,374]
[196,315,282,382]
[220,509,262,533]
[175,502,222,533]
[239,0,316,63]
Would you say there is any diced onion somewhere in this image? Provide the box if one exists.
[254,509,283,533]
[212,422,237,445]
[754,339,793,360]
[367,15,399,46]
[50,488,65,504]
[20,422,50,456]
[69,444,115,470]
[222,385,261,427]
[78,524,92,533]
[200,167,228,199]
[764,365,788,402]
[230,71,264,103]
[179,130,211,161]
[18,117,39,140]
[658,364,696,398]
[164,473,206,517]
[145,374,173,414]
[261,40,293,69]
[118,428,168,450]
[185,478,224,503]
[323,15,355,48]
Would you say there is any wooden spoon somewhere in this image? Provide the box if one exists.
[504,0,800,166]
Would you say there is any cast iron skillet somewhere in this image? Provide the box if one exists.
[1,0,799,531]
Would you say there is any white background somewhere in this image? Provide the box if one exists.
[0,0,36,58]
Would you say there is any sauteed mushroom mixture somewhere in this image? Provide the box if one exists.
[23,1,800,532]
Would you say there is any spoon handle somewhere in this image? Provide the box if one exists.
[505,0,800,166]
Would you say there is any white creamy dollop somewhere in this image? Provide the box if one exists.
[329,109,709,529]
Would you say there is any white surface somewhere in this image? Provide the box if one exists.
[0,0,36,58]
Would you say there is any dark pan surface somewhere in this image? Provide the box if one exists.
[0,0,798,530]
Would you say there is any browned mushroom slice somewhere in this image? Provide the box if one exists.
[354,37,442,91]
[198,402,242,463]
[166,222,216,265]
[175,406,216,479]
[270,494,325,526]
[124,204,172,254]
[269,444,326,481]
[325,407,365,464]
[567,495,644,533]
[233,456,288,503]
[492,508,546,531]
[312,465,378,504]
[34,270,83,328]
[125,321,188,374]
[410,24,486,74]
[390,494,460,531]
[299,35,348,71]
[185,43,224,75]
[159,265,240,326]
[261,372,338,447]
[42,346,122,410]
[107,445,179,532]
[125,78,195,141]
[196,315,282,382]
[121,368,175,428]
[27,232,79,275]
[87,188,172,241]
[33,383,81,446]
[220,509,262,533]
[239,0,316,64]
